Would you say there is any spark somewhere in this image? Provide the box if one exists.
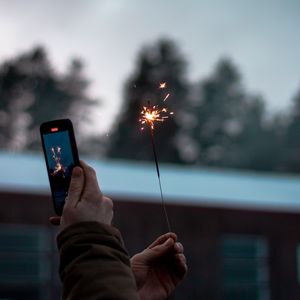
[159,82,167,89]
[139,104,170,130]
[163,93,170,102]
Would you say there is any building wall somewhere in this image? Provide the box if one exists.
[1,191,300,300]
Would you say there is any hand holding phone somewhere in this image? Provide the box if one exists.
[49,160,114,230]
[40,119,80,215]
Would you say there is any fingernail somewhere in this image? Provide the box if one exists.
[73,167,82,177]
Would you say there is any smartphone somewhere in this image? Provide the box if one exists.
[40,119,80,215]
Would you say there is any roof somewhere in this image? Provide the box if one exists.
[0,151,300,213]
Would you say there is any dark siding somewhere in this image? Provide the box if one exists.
[1,191,300,299]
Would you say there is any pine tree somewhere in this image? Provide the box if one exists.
[191,58,275,170]
[0,47,97,151]
[283,90,300,172]
[107,39,189,163]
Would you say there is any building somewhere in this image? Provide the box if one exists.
[1,151,300,300]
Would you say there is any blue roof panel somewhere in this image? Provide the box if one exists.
[0,151,300,212]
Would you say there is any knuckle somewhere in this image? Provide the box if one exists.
[108,210,114,223]
[87,166,96,176]
[85,189,99,199]
[62,203,73,215]
[69,184,81,194]
[103,196,113,209]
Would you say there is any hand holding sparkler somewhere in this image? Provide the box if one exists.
[131,232,187,300]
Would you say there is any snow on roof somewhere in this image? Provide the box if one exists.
[0,151,300,213]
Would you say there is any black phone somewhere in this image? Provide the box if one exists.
[40,119,80,215]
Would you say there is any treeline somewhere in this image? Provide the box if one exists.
[0,47,100,154]
[1,40,300,173]
[108,39,300,173]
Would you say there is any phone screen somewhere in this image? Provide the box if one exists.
[42,130,76,214]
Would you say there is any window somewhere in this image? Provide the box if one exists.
[297,244,300,285]
[221,235,270,300]
[0,225,53,300]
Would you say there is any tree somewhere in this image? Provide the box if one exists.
[107,39,189,163]
[190,58,277,170]
[282,89,300,172]
[0,46,97,151]
[230,96,283,171]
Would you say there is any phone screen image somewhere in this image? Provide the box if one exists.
[43,130,75,213]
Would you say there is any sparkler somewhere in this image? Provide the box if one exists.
[51,146,66,177]
[139,82,173,232]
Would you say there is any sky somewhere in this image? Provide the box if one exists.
[0,0,300,133]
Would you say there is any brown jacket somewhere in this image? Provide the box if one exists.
[57,222,139,300]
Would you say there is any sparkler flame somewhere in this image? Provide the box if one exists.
[139,82,173,130]
[139,105,170,130]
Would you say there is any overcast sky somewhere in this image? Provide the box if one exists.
[1,0,300,133]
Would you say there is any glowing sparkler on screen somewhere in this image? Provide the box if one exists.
[51,146,66,177]
[138,82,173,232]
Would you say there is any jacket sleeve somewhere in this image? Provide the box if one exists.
[57,222,139,300]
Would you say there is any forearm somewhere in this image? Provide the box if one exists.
[57,222,139,300]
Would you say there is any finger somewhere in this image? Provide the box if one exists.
[149,237,175,258]
[102,196,114,224]
[49,216,61,226]
[175,253,186,265]
[67,166,84,207]
[102,196,113,207]
[174,242,184,253]
[136,236,177,264]
[80,160,101,198]
[174,253,188,278]
[148,232,177,249]
[140,237,176,264]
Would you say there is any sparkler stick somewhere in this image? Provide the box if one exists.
[139,83,173,232]
[149,124,172,233]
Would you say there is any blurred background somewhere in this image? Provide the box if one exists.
[1,0,300,299]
